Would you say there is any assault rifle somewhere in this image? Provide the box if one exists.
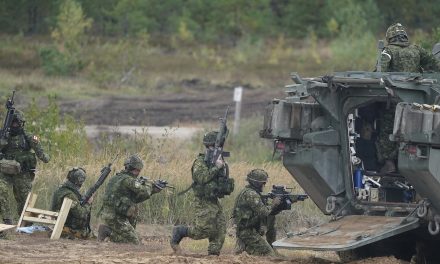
[80,155,118,206]
[263,185,308,212]
[0,91,16,140]
[139,176,175,190]
[208,106,230,165]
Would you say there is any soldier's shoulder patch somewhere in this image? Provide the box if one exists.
[31,135,40,144]
[134,181,141,189]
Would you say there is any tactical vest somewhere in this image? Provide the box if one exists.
[51,182,88,230]
[191,154,234,199]
[232,187,264,230]
[386,44,421,72]
[102,172,135,217]
[1,133,36,172]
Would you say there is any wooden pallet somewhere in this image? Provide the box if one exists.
[0,224,16,232]
[17,192,72,239]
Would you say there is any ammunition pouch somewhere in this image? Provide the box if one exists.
[217,177,235,196]
[115,197,134,217]
[0,159,21,175]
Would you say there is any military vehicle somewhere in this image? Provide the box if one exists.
[260,68,440,262]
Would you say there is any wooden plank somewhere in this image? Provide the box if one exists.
[50,198,72,240]
[0,224,16,232]
[23,216,57,225]
[26,207,59,217]
[17,193,35,228]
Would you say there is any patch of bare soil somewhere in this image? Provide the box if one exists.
[0,224,405,264]
[58,80,284,126]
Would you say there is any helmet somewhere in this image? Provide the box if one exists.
[203,131,218,146]
[67,167,86,187]
[386,23,408,42]
[247,169,269,183]
[124,154,144,170]
[12,110,25,125]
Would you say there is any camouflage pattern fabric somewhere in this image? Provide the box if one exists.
[99,170,153,244]
[380,43,439,73]
[376,102,399,162]
[191,153,227,199]
[233,185,275,256]
[51,181,92,239]
[0,130,49,221]
[187,196,226,255]
[185,153,228,255]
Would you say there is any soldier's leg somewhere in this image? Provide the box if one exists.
[207,203,226,255]
[187,199,217,241]
[12,172,33,215]
[266,215,276,246]
[0,174,14,223]
[107,216,140,244]
[238,228,275,256]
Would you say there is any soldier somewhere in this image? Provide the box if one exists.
[0,110,50,225]
[379,23,439,73]
[232,169,281,256]
[51,167,92,239]
[98,154,162,244]
[377,23,439,173]
[170,131,234,255]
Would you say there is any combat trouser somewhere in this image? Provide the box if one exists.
[187,197,226,255]
[237,227,275,256]
[0,172,33,221]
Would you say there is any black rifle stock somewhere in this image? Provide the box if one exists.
[0,91,16,140]
[210,106,230,165]
[80,156,118,206]
[139,176,175,190]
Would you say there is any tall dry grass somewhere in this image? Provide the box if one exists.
[30,127,323,232]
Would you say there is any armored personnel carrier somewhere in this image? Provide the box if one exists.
[260,70,440,262]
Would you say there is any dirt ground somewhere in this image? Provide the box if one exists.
[58,79,285,126]
[0,224,407,264]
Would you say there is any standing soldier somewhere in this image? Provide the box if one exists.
[170,131,234,255]
[51,167,92,239]
[232,169,281,256]
[0,110,50,225]
[377,23,439,173]
[98,154,162,244]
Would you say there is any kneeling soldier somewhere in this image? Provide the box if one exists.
[232,169,281,256]
[98,154,162,244]
[51,167,92,239]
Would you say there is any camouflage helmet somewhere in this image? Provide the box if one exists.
[67,167,86,187]
[386,23,408,42]
[203,131,218,146]
[124,154,144,170]
[12,110,25,124]
[247,169,269,183]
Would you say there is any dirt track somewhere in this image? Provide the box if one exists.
[58,81,284,126]
[0,225,406,264]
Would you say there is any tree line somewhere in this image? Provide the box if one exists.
[1,0,440,44]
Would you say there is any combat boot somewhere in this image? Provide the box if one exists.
[97,224,112,242]
[170,225,188,253]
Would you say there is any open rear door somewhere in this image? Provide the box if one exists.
[273,215,419,251]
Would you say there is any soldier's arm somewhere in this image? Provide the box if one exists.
[418,46,440,72]
[192,158,220,184]
[243,190,272,218]
[380,47,392,72]
[65,193,91,222]
[26,133,50,163]
[123,177,152,203]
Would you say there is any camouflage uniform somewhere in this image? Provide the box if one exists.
[380,24,439,73]
[0,111,49,222]
[185,153,227,255]
[51,168,92,239]
[233,185,276,256]
[99,169,154,244]
[377,24,439,171]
